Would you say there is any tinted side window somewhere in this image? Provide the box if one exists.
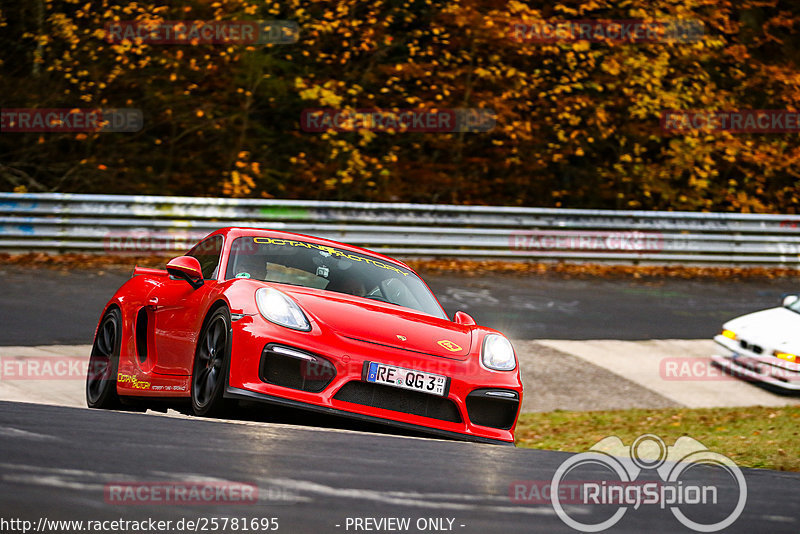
[187,235,223,279]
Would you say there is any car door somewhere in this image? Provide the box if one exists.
[149,235,223,376]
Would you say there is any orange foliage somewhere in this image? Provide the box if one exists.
[1,1,798,212]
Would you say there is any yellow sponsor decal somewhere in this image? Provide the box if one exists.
[252,237,409,276]
[117,373,151,389]
[437,340,463,352]
[151,384,186,391]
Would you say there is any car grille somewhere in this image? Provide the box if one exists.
[465,389,519,430]
[739,339,763,354]
[259,344,336,393]
[333,381,462,423]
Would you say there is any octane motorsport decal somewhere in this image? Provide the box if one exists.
[253,237,409,276]
[117,373,151,389]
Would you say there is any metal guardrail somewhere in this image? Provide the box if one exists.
[1,192,799,266]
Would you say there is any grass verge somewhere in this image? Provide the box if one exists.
[515,405,800,471]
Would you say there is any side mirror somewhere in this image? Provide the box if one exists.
[454,311,477,326]
[166,256,204,289]
[782,295,799,308]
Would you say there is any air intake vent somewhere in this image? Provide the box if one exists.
[466,389,519,430]
[334,381,462,423]
[135,308,149,364]
[739,340,763,354]
[259,344,335,393]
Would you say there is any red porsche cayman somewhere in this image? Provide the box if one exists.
[86,227,523,444]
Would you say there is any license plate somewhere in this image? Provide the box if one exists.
[733,354,762,374]
[364,362,449,397]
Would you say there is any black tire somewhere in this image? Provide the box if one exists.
[86,308,123,409]
[191,306,233,417]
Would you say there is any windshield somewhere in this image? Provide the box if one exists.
[225,236,447,319]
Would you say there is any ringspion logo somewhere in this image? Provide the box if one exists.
[550,434,746,532]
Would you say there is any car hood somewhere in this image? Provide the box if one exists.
[280,285,474,360]
[723,306,800,353]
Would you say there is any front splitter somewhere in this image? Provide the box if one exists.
[224,385,515,446]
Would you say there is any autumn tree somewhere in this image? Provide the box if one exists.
[1,0,798,212]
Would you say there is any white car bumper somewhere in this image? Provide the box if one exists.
[713,335,800,391]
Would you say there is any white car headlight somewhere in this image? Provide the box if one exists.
[481,334,516,371]
[256,287,311,331]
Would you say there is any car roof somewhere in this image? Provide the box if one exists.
[206,226,413,271]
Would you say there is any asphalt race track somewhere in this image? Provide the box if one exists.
[1,401,799,534]
[0,265,793,344]
[1,266,800,533]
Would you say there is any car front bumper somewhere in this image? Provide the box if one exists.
[712,335,800,391]
[227,315,523,444]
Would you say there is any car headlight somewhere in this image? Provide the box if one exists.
[774,351,797,363]
[481,334,516,371]
[721,329,737,340]
[255,287,311,331]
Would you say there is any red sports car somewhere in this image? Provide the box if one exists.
[86,227,523,444]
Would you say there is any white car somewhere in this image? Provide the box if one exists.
[712,295,800,391]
